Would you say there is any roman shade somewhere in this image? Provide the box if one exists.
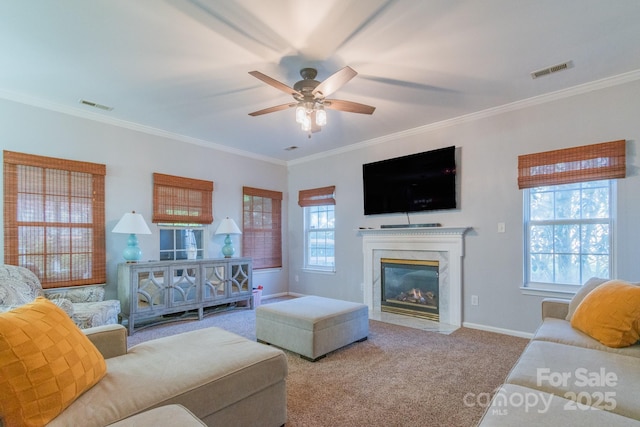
[517,140,626,189]
[298,186,336,207]
[242,187,282,269]
[152,173,214,224]
[3,150,106,288]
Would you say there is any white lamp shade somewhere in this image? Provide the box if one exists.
[112,211,152,235]
[215,217,242,235]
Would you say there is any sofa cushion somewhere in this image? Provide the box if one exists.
[506,341,640,420]
[0,297,106,427]
[47,326,287,427]
[571,280,640,348]
[534,318,640,358]
[565,277,608,321]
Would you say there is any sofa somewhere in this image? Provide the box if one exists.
[478,278,640,426]
[0,297,288,427]
[0,264,120,328]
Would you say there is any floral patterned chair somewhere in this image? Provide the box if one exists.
[0,264,120,328]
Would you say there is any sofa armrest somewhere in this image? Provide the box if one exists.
[541,298,570,320]
[83,324,128,359]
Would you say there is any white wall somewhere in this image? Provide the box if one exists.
[0,99,289,300]
[287,78,640,335]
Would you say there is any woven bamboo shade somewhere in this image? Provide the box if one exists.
[298,186,336,207]
[242,186,282,269]
[152,173,214,224]
[3,151,106,288]
[517,140,626,189]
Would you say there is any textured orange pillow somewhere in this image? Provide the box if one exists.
[571,280,640,348]
[0,297,106,427]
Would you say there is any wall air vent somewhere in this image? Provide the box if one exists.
[530,60,573,79]
[79,99,114,111]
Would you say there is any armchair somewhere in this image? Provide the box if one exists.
[0,264,120,328]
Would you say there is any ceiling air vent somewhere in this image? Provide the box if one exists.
[79,99,113,111]
[530,60,573,79]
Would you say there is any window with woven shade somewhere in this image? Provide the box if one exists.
[152,173,214,224]
[519,140,626,290]
[242,187,282,269]
[299,186,335,271]
[3,151,106,288]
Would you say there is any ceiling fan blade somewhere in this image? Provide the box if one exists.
[312,66,357,98]
[249,103,296,116]
[324,99,376,115]
[249,71,302,97]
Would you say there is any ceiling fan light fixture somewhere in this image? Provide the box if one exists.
[315,106,327,126]
[301,114,312,132]
[295,104,306,124]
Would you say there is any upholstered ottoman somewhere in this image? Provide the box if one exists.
[256,296,369,361]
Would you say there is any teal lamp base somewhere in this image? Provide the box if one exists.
[221,234,235,258]
[122,233,142,262]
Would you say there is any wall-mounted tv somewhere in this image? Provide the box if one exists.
[362,146,457,215]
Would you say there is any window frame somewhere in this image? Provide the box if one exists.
[523,180,615,293]
[158,224,206,261]
[303,204,336,272]
[3,150,106,288]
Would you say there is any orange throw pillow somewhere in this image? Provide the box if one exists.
[0,297,106,427]
[571,280,640,348]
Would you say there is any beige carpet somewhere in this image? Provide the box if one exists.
[125,301,529,427]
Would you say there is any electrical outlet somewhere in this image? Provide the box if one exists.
[497,222,506,233]
[471,295,479,306]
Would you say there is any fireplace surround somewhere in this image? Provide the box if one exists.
[359,227,470,327]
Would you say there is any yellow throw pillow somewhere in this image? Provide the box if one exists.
[571,280,640,348]
[0,297,106,427]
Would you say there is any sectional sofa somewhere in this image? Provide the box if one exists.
[0,296,288,427]
[478,278,640,426]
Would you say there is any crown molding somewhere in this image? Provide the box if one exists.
[0,89,286,166]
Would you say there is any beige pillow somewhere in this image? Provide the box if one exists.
[566,277,608,321]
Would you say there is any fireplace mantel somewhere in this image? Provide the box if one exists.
[359,226,471,327]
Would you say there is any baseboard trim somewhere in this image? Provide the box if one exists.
[261,292,306,300]
[462,322,534,339]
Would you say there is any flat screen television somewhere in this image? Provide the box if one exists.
[362,146,456,215]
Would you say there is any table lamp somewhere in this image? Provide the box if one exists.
[215,217,242,258]
[112,211,152,262]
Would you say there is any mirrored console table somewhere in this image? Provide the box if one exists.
[118,258,252,335]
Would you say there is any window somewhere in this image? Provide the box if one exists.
[152,173,213,260]
[519,140,625,290]
[159,226,204,261]
[524,180,613,288]
[242,187,282,269]
[299,186,336,271]
[3,150,106,288]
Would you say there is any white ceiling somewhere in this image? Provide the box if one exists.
[2,0,640,162]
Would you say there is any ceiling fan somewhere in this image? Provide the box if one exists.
[248,66,375,134]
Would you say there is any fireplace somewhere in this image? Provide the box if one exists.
[359,226,470,327]
[381,258,439,321]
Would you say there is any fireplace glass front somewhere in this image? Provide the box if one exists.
[381,258,439,321]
